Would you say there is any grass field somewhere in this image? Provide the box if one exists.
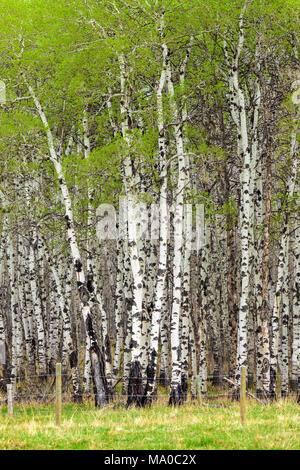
[0,399,299,450]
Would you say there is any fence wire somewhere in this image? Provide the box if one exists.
[1,370,299,414]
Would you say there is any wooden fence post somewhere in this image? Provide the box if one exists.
[56,363,62,426]
[196,375,202,406]
[7,384,13,416]
[240,366,247,425]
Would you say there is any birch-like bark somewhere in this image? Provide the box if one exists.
[189,313,198,399]
[48,272,60,373]
[29,234,47,377]
[49,254,82,403]
[159,281,170,386]
[83,111,113,394]
[118,52,144,406]
[210,225,222,386]
[198,218,210,398]
[224,3,251,388]
[17,236,35,376]
[24,77,108,406]
[162,37,189,405]
[179,39,193,399]
[291,223,300,391]
[143,34,168,405]
[280,242,290,397]
[181,204,192,399]
[7,235,19,391]
[122,234,133,393]
[225,172,238,385]
[270,115,298,397]
[112,236,124,387]
[256,77,271,399]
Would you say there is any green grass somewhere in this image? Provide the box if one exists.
[0,400,299,450]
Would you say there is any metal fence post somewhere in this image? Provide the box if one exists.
[7,384,13,416]
[240,366,247,425]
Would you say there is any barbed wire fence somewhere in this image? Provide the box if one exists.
[1,364,299,425]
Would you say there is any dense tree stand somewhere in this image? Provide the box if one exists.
[0,0,299,409]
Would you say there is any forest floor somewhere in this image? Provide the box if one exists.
[0,398,299,450]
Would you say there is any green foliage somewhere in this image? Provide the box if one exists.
[0,0,298,250]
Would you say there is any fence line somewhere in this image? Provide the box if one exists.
[1,391,298,399]
[1,363,299,426]
[3,372,261,382]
